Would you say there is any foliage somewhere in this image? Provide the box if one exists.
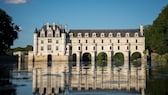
[130,52,141,61]
[97,52,107,67]
[146,64,168,95]
[113,53,124,67]
[11,45,33,52]
[145,5,168,54]
[0,8,20,54]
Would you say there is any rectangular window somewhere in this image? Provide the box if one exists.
[86,46,87,50]
[41,40,44,44]
[93,40,95,43]
[79,40,80,43]
[41,46,43,51]
[56,46,59,50]
[86,40,88,43]
[118,46,120,50]
[93,47,95,50]
[47,45,51,50]
[118,40,120,43]
[127,40,128,43]
[102,46,104,50]
[136,39,138,43]
[56,40,59,44]
[136,46,138,50]
[110,40,111,43]
[102,40,103,43]
[48,39,52,43]
[78,47,80,50]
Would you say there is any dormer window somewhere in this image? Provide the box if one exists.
[126,33,129,37]
[109,33,113,37]
[135,33,139,37]
[78,33,81,37]
[101,33,104,37]
[92,33,96,37]
[41,33,44,37]
[117,33,121,37]
[85,33,89,37]
[48,33,52,37]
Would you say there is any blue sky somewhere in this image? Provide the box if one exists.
[0,0,168,48]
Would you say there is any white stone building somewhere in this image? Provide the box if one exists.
[30,23,145,65]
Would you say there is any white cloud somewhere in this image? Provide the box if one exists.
[4,0,28,4]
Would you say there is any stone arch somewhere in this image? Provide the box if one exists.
[131,52,142,67]
[82,52,92,66]
[113,52,124,67]
[97,52,108,67]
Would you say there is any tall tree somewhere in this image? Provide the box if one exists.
[0,8,20,54]
[145,5,168,54]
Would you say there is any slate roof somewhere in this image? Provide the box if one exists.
[69,29,142,37]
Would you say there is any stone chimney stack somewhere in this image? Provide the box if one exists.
[140,24,144,36]
[46,22,49,30]
[53,22,56,30]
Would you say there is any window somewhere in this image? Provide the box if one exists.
[109,33,113,37]
[92,33,96,37]
[56,40,59,44]
[102,46,104,50]
[110,46,112,50]
[126,33,129,37]
[136,46,138,50]
[85,33,88,37]
[136,39,138,43]
[102,40,103,43]
[118,46,120,50]
[41,34,44,37]
[48,39,52,43]
[86,46,87,50]
[78,47,80,50]
[110,40,111,43]
[41,40,44,44]
[93,40,95,43]
[56,34,59,37]
[101,33,104,37]
[117,33,120,37]
[135,33,138,37]
[93,47,95,50]
[78,33,81,37]
[48,33,52,37]
[127,40,129,43]
[41,46,43,51]
[79,40,80,43]
[127,46,129,50]
[47,45,51,50]
[118,40,120,43]
[56,46,59,50]
[86,40,88,43]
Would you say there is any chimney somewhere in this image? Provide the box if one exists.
[53,22,56,30]
[46,22,49,30]
[140,24,144,36]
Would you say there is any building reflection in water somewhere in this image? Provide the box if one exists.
[32,62,146,95]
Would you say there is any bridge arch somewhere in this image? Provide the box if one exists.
[96,52,107,67]
[131,52,142,67]
[82,52,92,66]
[113,52,124,67]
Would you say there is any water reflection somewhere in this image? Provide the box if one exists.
[32,62,146,95]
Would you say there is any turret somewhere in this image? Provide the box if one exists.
[33,29,38,54]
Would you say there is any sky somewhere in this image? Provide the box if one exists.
[0,0,168,48]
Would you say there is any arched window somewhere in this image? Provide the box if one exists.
[136,46,138,50]
[86,46,88,50]
[118,46,120,50]
[78,47,80,50]
[102,46,104,50]
[110,46,112,50]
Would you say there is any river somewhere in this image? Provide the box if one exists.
[0,61,168,95]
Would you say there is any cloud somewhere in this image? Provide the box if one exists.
[4,0,29,4]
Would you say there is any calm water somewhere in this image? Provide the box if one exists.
[2,62,148,95]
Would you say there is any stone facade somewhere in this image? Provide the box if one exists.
[29,23,145,63]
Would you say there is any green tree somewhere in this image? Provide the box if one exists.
[0,8,20,54]
[145,5,168,54]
